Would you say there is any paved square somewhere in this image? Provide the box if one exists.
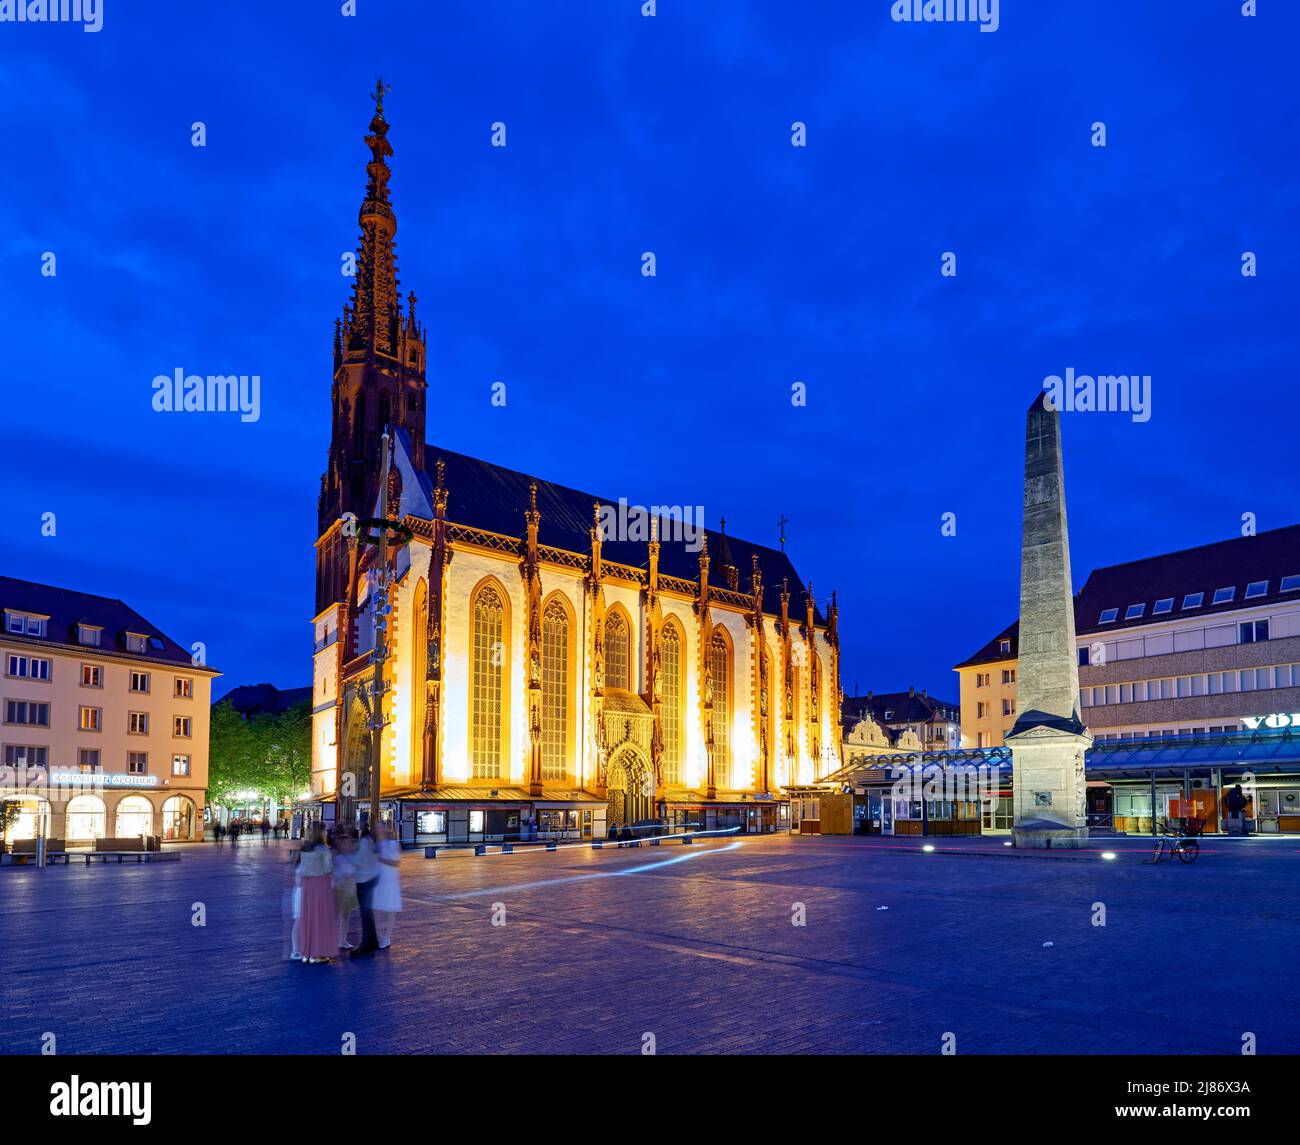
[2,833,1297,1054]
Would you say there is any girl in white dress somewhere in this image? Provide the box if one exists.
[371,819,403,949]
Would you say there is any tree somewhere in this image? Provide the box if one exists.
[206,698,312,817]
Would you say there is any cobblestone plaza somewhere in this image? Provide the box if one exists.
[2,834,1296,1055]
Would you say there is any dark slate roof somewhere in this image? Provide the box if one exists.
[954,620,1019,669]
[1074,524,1300,636]
[423,440,826,624]
[842,690,960,725]
[955,523,1300,666]
[0,575,201,669]
[216,683,312,715]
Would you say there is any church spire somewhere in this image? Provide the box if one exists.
[348,78,401,360]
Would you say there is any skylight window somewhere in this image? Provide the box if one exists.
[1212,587,1236,605]
[1245,580,1268,599]
[1099,608,1119,624]
[1124,603,1146,620]
[1152,598,1174,615]
[1282,575,1300,593]
[1182,592,1204,610]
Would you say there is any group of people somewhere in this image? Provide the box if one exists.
[290,819,403,964]
[213,817,289,845]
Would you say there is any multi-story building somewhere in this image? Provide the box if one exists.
[0,576,218,846]
[841,688,960,753]
[951,525,1300,831]
[956,524,1300,747]
[954,631,1018,748]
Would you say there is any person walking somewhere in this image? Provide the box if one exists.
[332,829,359,952]
[292,823,335,963]
[371,820,403,950]
[260,817,271,844]
[229,819,241,847]
[350,823,381,958]
[214,820,225,847]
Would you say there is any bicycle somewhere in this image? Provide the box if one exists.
[1151,820,1200,865]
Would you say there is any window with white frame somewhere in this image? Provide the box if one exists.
[79,706,102,732]
[174,715,191,738]
[81,664,102,687]
[172,753,191,777]
[78,624,102,646]
[5,612,46,637]
[1212,587,1235,605]
[1099,608,1119,624]
[127,751,148,774]
[1152,598,1174,615]
[128,711,149,735]
[129,670,150,693]
[6,655,50,680]
[174,677,193,699]
[1182,592,1204,609]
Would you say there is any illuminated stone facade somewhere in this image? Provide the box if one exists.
[309,91,841,841]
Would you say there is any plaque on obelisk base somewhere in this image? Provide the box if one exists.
[1007,391,1090,849]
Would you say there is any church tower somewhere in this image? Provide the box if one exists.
[316,82,428,613]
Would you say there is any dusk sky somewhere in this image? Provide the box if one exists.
[2,1,1296,703]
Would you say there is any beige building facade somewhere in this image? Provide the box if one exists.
[0,577,218,846]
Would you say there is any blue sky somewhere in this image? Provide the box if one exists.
[1,1,1296,703]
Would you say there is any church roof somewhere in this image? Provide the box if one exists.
[404,433,827,625]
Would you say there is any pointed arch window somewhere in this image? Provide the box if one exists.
[541,597,570,782]
[605,611,630,691]
[711,630,732,788]
[661,623,683,785]
[471,583,506,780]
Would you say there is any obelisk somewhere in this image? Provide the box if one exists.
[1006,391,1090,848]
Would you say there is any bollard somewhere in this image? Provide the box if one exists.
[424,846,439,859]
[593,840,603,849]
[681,835,694,844]
[501,843,514,854]
[546,841,557,852]
[473,844,487,856]
[650,838,660,846]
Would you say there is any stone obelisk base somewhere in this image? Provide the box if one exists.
[1007,724,1090,849]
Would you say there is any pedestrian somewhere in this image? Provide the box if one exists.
[261,817,271,844]
[350,822,381,958]
[332,828,359,952]
[371,820,403,950]
[292,823,335,963]
[214,820,225,847]
[621,822,635,846]
[229,820,241,847]
[610,820,623,847]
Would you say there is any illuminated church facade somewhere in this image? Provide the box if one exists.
[309,89,843,842]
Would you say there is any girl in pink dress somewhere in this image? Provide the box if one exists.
[293,823,336,963]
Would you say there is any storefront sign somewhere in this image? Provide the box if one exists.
[1241,713,1300,731]
[50,772,160,788]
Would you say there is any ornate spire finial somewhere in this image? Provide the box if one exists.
[529,481,538,513]
[435,457,445,490]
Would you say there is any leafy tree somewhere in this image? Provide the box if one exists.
[207,698,312,816]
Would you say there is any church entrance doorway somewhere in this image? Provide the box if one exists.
[606,747,653,835]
